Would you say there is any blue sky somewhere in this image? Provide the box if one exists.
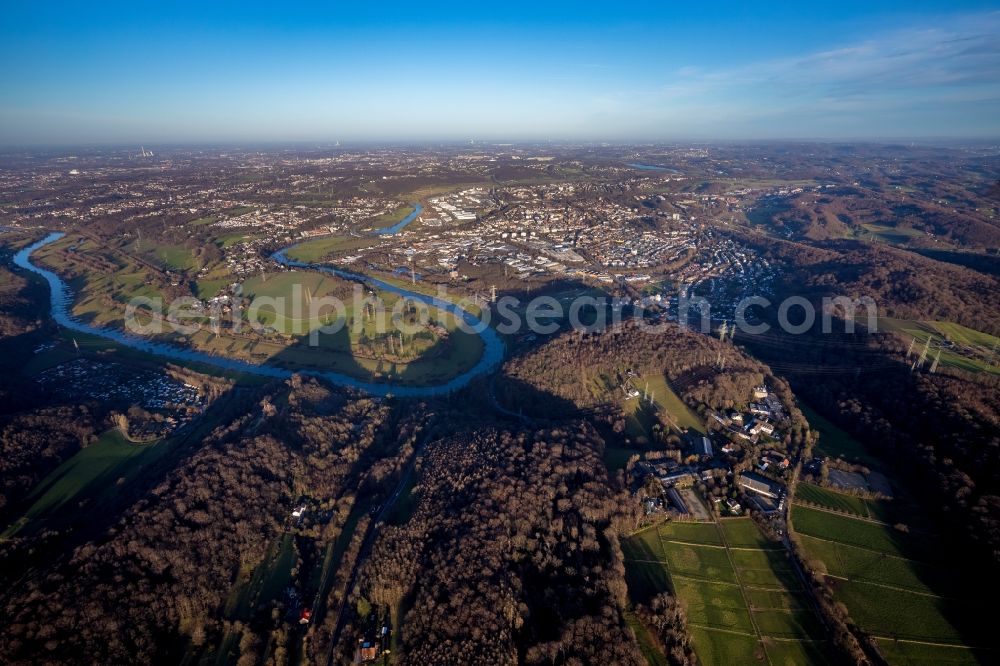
[1,1,999,144]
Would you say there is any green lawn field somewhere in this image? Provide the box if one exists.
[796,482,879,518]
[283,235,381,262]
[835,580,964,643]
[663,541,739,583]
[643,373,705,433]
[659,520,725,545]
[2,429,167,538]
[623,518,828,665]
[798,535,942,592]
[875,640,984,665]
[791,505,916,556]
[764,638,831,666]
[876,318,1000,375]
[792,500,995,660]
[720,518,780,549]
[147,242,197,271]
[688,627,764,666]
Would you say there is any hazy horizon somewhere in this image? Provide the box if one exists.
[2,1,999,145]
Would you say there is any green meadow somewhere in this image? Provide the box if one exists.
[3,429,168,538]
[622,518,828,665]
[791,504,995,661]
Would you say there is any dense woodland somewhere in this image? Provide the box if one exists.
[756,184,1000,248]
[0,406,97,516]
[0,263,49,412]
[499,320,806,436]
[0,378,423,665]
[348,421,648,665]
[748,235,1000,336]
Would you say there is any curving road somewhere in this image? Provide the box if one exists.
[12,209,504,397]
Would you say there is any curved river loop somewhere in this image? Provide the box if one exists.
[11,204,505,398]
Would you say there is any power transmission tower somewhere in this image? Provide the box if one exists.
[930,349,941,374]
[917,335,932,368]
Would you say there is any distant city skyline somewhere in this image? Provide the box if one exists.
[2,1,999,145]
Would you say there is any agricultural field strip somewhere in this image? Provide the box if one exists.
[670,521,824,660]
[821,574,954,599]
[626,520,825,662]
[684,624,755,637]
[717,522,831,652]
[658,536,785,551]
[707,521,772,664]
[792,498,890,526]
[686,624,826,644]
[796,535,960,601]
[794,483,880,519]
[871,636,994,650]
[793,531,932,565]
[794,506,987,651]
[628,565,808,595]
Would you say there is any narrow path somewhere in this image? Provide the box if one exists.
[870,636,992,650]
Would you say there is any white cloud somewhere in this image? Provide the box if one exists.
[635,11,1000,137]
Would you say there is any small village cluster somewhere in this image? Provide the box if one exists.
[634,385,793,522]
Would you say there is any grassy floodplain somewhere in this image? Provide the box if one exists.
[33,229,484,387]
[622,518,828,665]
[367,204,416,231]
[283,235,382,263]
[230,270,485,385]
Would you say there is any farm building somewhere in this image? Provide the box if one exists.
[660,470,697,487]
[738,472,783,499]
[666,487,689,514]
